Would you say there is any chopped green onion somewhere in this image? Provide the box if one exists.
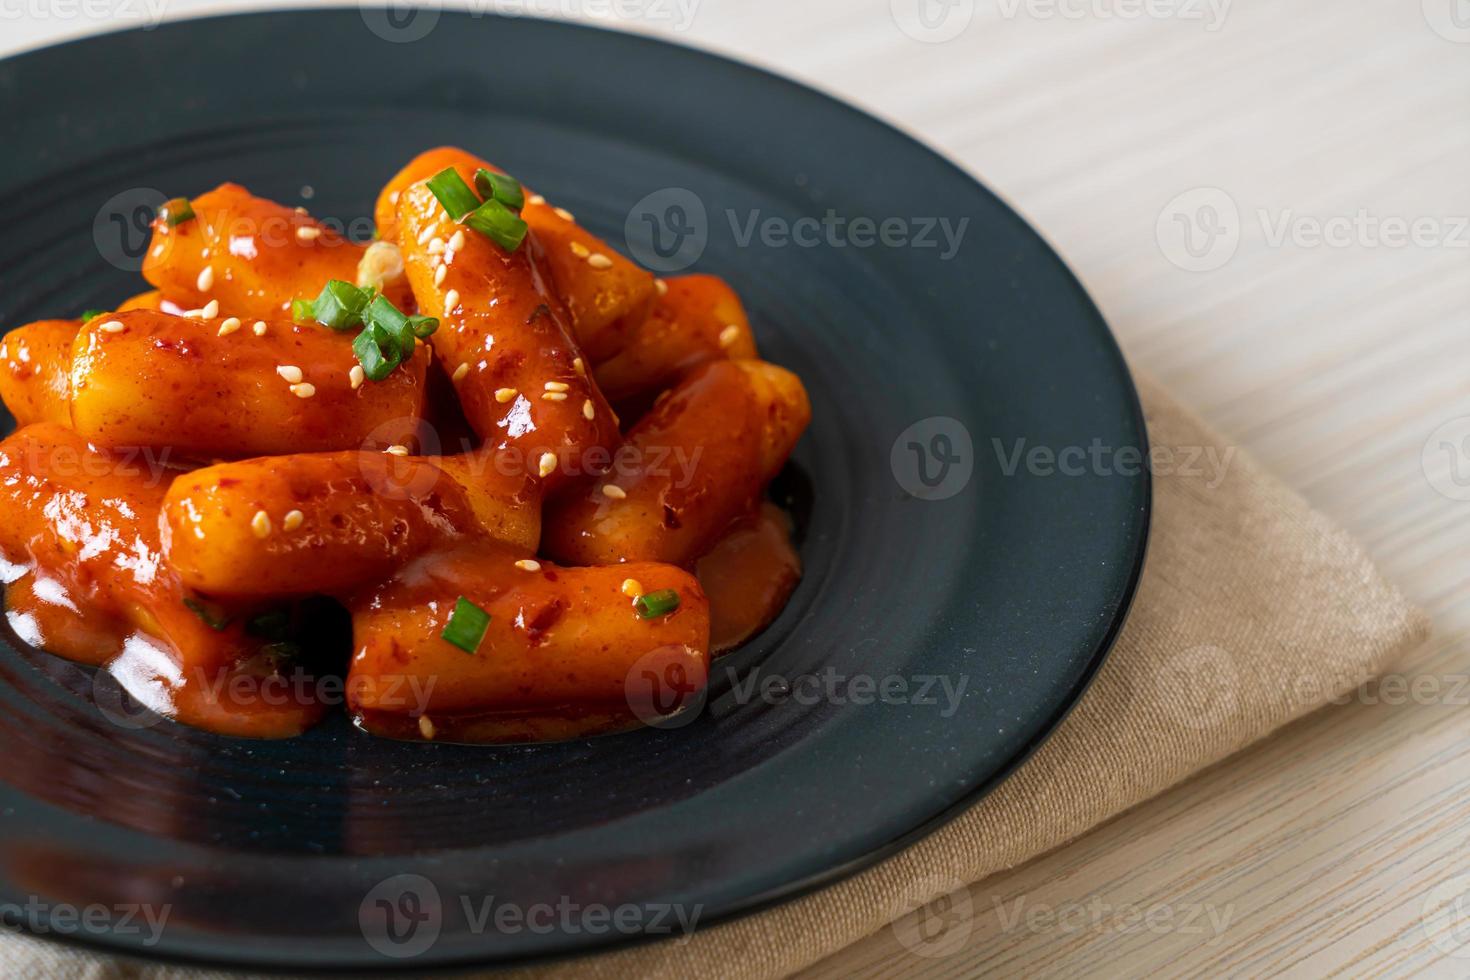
[463,198,529,253]
[310,280,375,331]
[634,589,681,619]
[362,294,417,360]
[442,596,491,654]
[473,169,525,212]
[80,309,106,323]
[407,314,439,339]
[183,596,231,631]
[353,322,402,382]
[290,298,315,322]
[425,167,481,221]
[159,197,194,227]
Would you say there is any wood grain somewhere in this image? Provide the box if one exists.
[6,2,1467,975]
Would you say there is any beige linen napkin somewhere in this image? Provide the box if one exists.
[5,372,1430,980]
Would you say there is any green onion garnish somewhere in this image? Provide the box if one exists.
[159,197,194,227]
[425,167,481,221]
[463,198,529,253]
[310,280,375,332]
[80,309,106,323]
[407,314,439,339]
[363,294,416,357]
[353,323,402,382]
[442,596,491,654]
[183,596,231,631]
[473,169,526,212]
[290,298,315,322]
[634,589,681,619]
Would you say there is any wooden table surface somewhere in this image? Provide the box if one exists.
[8,1,1469,976]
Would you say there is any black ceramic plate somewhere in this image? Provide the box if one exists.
[0,10,1147,971]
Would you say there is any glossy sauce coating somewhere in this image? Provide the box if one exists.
[142,182,411,319]
[543,359,812,566]
[348,545,710,743]
[375,147,655,362]
[163,451,541,598]
[395,179,618,490]
[0,319,76,426]
[68,310,426,458]
[593,274,759,408]
[696,502,802,655]
[0,424,328,737]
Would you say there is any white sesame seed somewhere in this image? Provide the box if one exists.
[290,382,316,399]
[443,289,460,311]
[251,510,271,538]
[97,320,126,334]
[602,484,627,500]
[416,224,436,246]
[587,253,613,270]
[569,241,590,259]
[541,391,568,402]
[196,266,215,292]
[296,226,322,242]
[514,559,541,572]
[418,715,436,740]
[427,238,445,255]
[719,325,741,348]
[434,264,447,286]
[217,317,242,337]
[554,207,575,222]
[538,452,557,478]
[183,308,203,319]
[201,299,220,319]
[282,509,304,531]
[350,365,365,390]
[252,320,268,336]
[621,578,642,598]
[452,363,469,382]
[655,278,669,296]
[583,399,595,420]
[544,381,569,392]
[384,445,410,457]
[448,229,465,252]
[294,206,308,215]
[528,193,546,206]
[572,357,585,375]
[276,365,303,384]
[495,387,518,403]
